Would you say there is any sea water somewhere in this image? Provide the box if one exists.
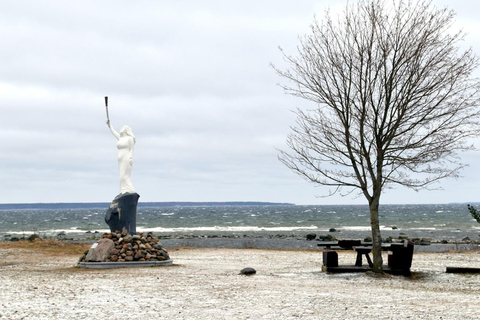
[0,203,479,241]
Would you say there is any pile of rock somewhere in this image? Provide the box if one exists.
[79,229,170,263]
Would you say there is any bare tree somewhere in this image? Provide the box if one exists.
[273,0,480,272]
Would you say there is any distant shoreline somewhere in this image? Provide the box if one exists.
[2,202,479,210]
[0,201,296,210]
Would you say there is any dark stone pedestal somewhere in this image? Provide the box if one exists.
[105,192,140,235]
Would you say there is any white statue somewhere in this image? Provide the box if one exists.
[107,120,136,194]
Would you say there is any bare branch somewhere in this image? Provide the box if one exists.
[274,0,480,199]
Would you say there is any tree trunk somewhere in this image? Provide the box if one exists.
[369,197,383,273]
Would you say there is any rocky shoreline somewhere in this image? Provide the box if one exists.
[4,230,480,242]
[3,231,480,253]
[156,236,480,252]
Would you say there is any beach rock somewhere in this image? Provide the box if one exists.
[240,267,256,275]
[420,238,431,245]
[306,234,317,241]
[28,234,40,242]
[329,228,337,233]
[412,238,421,245]
[160,250,169,259]
[134,251,144,260]
[319,235,337,241]
[85,238,115,262]
[384,236,394,243]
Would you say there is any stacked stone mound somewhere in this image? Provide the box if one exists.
[79,229,170,263]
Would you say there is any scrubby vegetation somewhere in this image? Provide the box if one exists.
[467,204,480,224]
[0,238,90,255]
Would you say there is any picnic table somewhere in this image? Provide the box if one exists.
[321,240,414,275]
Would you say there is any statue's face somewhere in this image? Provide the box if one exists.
[120,126,127,136]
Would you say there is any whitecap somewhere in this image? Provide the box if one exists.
[341,226,392,231]
[137,225,319,233]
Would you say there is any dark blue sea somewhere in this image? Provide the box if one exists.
[0,203,479,241]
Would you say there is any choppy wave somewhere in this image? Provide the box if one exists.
[138,225,319,233]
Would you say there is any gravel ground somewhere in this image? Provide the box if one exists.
[1,245,480,319]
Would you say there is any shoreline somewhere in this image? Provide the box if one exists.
[157,237,480,252]
[3,232,480,252]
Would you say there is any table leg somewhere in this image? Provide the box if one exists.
[365,254,373,268]
[355,253,363,267]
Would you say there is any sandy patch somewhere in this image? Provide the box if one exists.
[1,244,480,319]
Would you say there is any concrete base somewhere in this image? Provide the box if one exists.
[77,259,173,269]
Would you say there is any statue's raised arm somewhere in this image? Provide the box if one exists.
[107,120,121,140]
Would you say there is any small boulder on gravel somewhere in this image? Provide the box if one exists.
[240,267,256,276]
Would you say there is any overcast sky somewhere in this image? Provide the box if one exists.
[1,0,480,205]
